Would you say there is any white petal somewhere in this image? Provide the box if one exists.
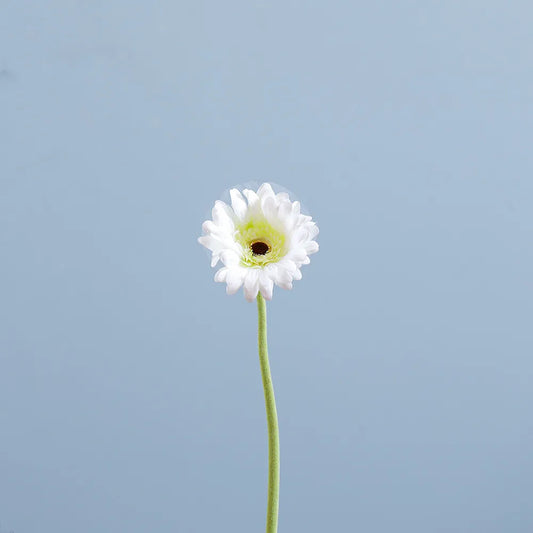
[273,265,293,290]
[278,199,292,222]
[259,271,274,300]
[262,196,278,224]
[212,201,235,231]
[243,269,260,302]
[276,259,301,282]
[277,257,298,274]
[291,226,309,245]
[307,223,319,239]
[242,189,260,211]
[257,183,275,200]
[199,234,233,258]
[226,268,244,295]
[198,235,216,251]
[214,268,228,282]
[230,189,248,220]
[202,220,219,235]
[220,249,242,266]
[291,201,301,217]
[287,247,308,265]
[284,214,298,233]
[304,241,319,255]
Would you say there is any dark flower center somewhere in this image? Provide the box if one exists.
[251,241,270,255]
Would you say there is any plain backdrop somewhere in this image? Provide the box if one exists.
[1,2,532,532]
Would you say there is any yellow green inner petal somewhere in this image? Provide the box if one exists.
[235,216,287,267]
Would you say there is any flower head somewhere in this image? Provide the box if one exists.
[198,183,319,301]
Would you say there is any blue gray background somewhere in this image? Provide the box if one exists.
[1,2,532,532]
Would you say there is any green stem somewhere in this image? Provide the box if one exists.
[256,292,280,533]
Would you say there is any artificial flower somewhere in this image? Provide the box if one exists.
[198,183,319,301]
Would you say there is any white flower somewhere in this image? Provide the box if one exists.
[198,183,319,301]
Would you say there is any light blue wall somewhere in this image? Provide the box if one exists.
[1,2,532,532]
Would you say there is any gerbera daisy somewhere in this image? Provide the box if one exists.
[198,183,319,301]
